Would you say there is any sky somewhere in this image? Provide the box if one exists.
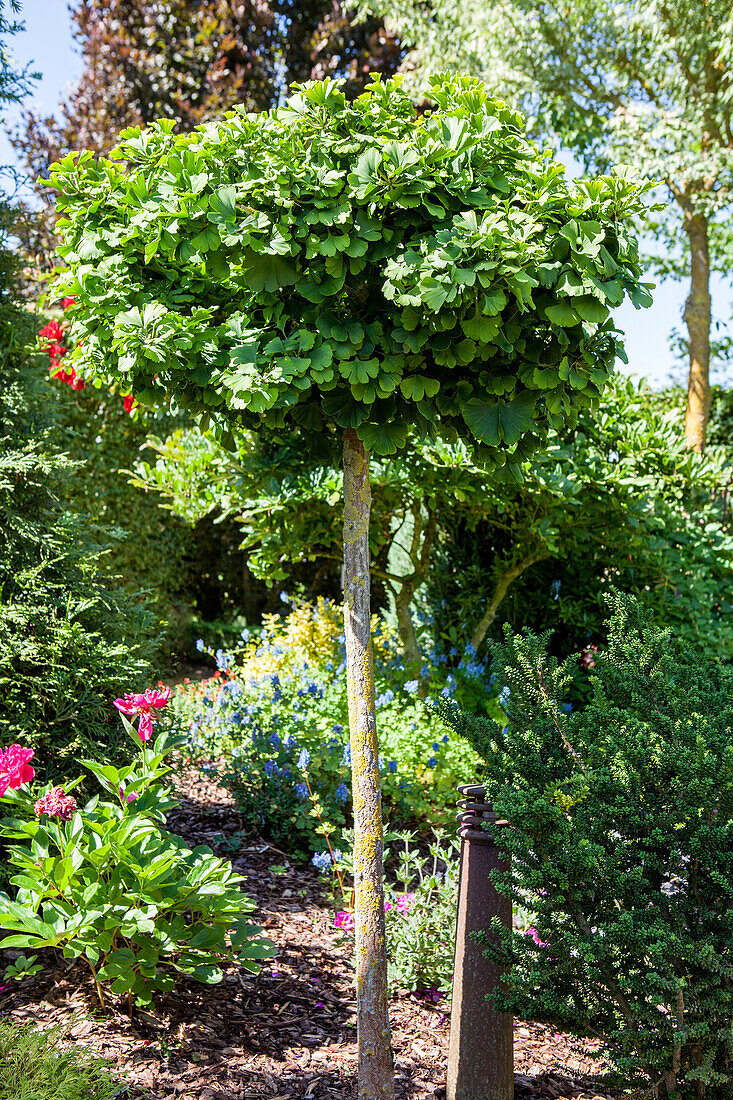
[4,0,732,391]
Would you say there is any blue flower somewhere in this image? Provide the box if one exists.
[375,689,395,708]
[240,627,250,642]
[264,760,280,778]
[297,748,311,771]
[270,732,281,749]
[335,783,349,804]
[312,850,333,872]
[196,638,205,653]
[499,686,511,705]
[280,590,290,603]
[341,744,351,767]
[295,782,309,800]
[333,723,344,734]
[427,757,437,768]
[442,734,449,744]
[404,680,419,694]
[388,760,397,773]
[432,742,440,752]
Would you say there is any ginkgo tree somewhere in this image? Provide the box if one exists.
[48,72,649,1098]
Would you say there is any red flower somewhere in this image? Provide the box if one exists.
[61,296,76,309]
[0,745,35,797]
[39,319,65,343]
[113,687,172,742]
[122,394,138,414]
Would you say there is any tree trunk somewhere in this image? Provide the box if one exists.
[342,428,394,1100]
[470,551,549,654]
[393,581,420,670]
[683,211,712,453]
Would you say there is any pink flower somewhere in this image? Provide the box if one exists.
[384,900,393,912]
[525,926,548,946]
[119,786,140,804]
[114,687,171,741]
[0,745,35,796]
[394,892,415,915]
[34,786,78,822]
[334,911,355,932]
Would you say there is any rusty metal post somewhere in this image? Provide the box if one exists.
[446,783,513,1100]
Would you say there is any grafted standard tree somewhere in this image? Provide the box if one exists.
[48,73,649,1097]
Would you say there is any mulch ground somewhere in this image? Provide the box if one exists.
[0,765,619,1100]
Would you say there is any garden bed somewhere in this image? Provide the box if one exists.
[0,765,617,1100]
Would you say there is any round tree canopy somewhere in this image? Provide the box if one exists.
[49,73,651,464]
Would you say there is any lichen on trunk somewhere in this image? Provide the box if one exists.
[342,427,394,1100]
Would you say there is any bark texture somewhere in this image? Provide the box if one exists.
[683,211,712,453]
[342,428,394,1100]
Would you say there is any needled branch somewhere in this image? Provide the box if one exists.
[470,550,549,654]
[342,427,393,1100]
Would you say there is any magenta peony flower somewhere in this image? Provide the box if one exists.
[525,926,548,946]
[334,911,355,932]
[0,744,35,797]
[114,687,171,741]
[394,892,415,915]
[34,786,78,822]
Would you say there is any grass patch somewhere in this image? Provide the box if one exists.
[0,1020,121,1100]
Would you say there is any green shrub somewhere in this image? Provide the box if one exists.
[440,593,733,1099]
[0,1021,119,1100]
[0,710,273,1008]
[172,599,486,854]
[0,316,166,782]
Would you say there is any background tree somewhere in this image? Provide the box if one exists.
[47,73,649,1096]
[428,377,733,669]
[363,0,733,451]
[134,374,733,686]
[14,0,402,273]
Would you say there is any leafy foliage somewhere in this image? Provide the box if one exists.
[427,377,733,664]
[383,831,457,998]
[50,73,650,467]
[0,1020,120,1100]
[0,347,162,779]
[0,11,159,781]
[440,594,733,1098]
[15,0,403,272]
[0,724,272,1008]
[365,0,733,444]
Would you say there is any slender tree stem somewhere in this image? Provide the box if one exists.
[682,209,711,453]
[470,550,549,653]
[342,428,394,1100]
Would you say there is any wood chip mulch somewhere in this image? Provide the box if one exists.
[0,764,620,1100]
